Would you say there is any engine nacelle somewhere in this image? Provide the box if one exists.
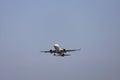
[50,50,53,54]
[63,49,67,53]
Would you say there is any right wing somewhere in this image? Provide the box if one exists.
[40,51,50,53]
[40,50,56,53]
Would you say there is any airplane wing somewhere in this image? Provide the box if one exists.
[66,49,81,52]
[40,50,56,53]
[40,51,50,53]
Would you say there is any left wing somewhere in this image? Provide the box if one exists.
[66,48,81,52]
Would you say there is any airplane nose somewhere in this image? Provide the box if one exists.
[54,44,59,47]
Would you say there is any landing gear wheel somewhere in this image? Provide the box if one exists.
[53,53,56,56]
[62,54,64,57]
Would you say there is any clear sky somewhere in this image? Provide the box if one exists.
[0,0,120,80]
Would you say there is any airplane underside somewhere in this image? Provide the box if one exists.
[54,53,71,57]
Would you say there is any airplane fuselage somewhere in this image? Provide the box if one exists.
[54,44,63,54]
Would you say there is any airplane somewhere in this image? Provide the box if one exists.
[40,44,81,57]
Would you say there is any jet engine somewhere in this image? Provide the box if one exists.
[63,49,67,53]
[50,50,53,53]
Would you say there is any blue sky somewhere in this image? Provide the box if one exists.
[0,0,120,80]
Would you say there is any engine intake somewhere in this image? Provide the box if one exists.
[63,49,66,53]
[50,50,53,53]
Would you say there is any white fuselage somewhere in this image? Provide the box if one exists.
[54,44,62,54]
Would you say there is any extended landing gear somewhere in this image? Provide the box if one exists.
[61,54,65,57]
[53,53,56,56]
